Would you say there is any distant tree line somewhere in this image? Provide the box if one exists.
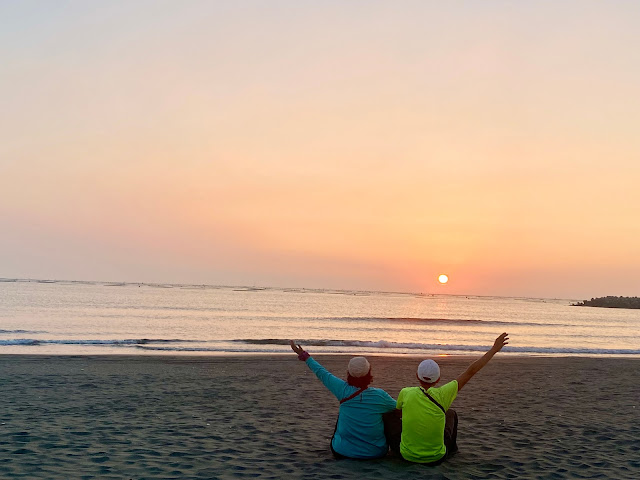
[572,296,640,309]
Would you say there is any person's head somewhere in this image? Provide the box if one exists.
[416,359,440,387]
[347,356,372,388]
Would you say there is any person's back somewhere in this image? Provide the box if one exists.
[290,342,397,459]
[397,382,458,462]
[396,333,509,464]
[329,379,396,458]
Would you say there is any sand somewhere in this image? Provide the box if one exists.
[0,354,638,479]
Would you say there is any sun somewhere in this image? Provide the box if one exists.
[438,274,449,284]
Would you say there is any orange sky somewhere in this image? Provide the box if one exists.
[1,1,639,298]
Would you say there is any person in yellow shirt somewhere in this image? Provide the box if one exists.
[396,333,509,464]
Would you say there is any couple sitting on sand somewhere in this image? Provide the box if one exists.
[290,333,509,464]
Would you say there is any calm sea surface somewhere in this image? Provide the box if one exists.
[1,279,638,357]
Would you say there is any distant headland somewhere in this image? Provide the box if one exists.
[572,296,640,309]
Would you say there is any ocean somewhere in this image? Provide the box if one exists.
[1,279,638,357]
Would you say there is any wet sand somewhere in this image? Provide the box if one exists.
[0,354,638,479]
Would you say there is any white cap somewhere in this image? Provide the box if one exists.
[417,359,440,383]
[347,357,371,378]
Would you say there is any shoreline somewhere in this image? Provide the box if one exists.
[1,355,638,479]
[3,352,640,363]
[1,351,640,359]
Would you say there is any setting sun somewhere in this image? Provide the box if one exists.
[438,274,449,284]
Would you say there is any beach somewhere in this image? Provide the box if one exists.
[0,355,638,479]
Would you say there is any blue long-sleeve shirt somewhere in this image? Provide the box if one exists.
[305,357,397,459]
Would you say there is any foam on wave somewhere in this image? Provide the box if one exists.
[235,338,640,355]
[0,338,195,346]
[2,337,638,356]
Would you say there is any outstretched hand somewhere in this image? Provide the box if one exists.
[457,332,511,391]
[290,340,310,361]
[290,340,304,355]
[492,332,509,352]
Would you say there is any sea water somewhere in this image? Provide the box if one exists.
[1,279,638,357]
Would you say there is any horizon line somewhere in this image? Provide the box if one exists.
[0,276,580,302]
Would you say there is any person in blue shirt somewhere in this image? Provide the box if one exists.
[290,341,397,459]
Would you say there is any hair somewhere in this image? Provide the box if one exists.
[416,373,440,388]
[347,370,372,388]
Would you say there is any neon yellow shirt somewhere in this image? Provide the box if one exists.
[396,380,458,463]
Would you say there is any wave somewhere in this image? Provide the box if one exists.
[0,329,45,334]
[135,346,286,353]
[0,338,195,346]
[234,338,640,356]
[345,317,568,327]
[2,337,638,356]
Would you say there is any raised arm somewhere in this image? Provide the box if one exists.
[290,340,349,399]
[456,333,509,391]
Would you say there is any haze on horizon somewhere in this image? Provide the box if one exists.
[1,1,639,299]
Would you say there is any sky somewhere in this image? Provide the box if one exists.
[1,0,639,298]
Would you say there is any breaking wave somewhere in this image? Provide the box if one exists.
[234,338,640,355]
[0,338,195,347]
[2,337,639,356]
